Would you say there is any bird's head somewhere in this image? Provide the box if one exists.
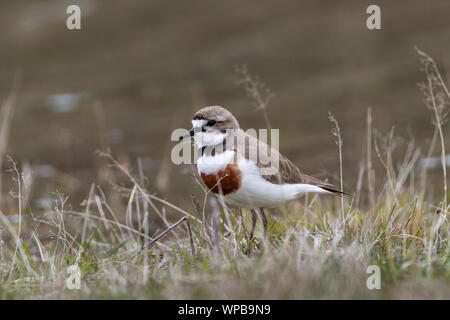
[179,106,240,148]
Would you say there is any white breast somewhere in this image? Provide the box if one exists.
[197,150,235,175]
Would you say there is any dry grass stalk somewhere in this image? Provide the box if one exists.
[236,65,274,130]
[0,73,20,201]
[416,47,450,212]
[366,107,376,218]
[328,112,345,222]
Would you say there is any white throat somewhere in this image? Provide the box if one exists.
[194,131,227,149]
[191,119,227,149]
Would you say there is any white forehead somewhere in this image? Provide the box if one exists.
[192,119,206,128]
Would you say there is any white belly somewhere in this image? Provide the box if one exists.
[220,158,329,208]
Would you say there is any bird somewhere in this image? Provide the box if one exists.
[179,106,347,238]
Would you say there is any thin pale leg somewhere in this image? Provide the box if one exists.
[250,209,258,239]
[259,207,268,236]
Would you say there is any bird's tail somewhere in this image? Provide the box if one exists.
[319,186,352,196]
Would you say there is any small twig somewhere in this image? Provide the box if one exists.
[132,216,188,259]
[186,218,196,255]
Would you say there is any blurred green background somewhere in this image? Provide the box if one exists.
[0,0,449,208]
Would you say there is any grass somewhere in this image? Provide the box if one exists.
[0,50,449,299]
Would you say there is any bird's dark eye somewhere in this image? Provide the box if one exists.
[207,120,216,126]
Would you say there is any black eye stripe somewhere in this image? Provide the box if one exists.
[207,120,216,126]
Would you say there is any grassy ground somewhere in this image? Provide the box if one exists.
[0,153,449,299]
[0,49,449,300]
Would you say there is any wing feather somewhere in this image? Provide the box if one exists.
[229,130,345,195]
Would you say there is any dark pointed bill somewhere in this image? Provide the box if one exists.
[179,128,195,141]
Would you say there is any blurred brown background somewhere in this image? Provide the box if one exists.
[0,0,449,209]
